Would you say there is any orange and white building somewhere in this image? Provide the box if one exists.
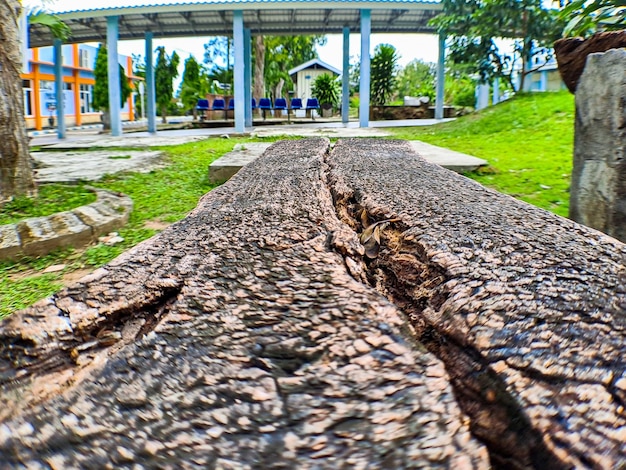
[21,43,139,131]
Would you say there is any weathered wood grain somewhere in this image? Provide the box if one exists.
[0,139,489,469]
[1,137,624,469]
[328,138,626,469]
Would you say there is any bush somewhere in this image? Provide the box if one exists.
[312,74,340,110]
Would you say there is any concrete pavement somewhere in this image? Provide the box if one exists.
[29,119,487,184]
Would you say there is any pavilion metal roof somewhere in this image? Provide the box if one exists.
[28,0,443,48]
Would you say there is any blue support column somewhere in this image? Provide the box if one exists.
[244,28,252,128]
[145,32,156,134]
[53,39,66,139]
[342,27,350,125]
[435,34,446,120]
[359,9,371,128]
[233,11,245,133]
[107,16,122,136]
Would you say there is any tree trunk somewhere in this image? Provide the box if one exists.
[1,139,625,469]
[253,35,265,100]
[0,1,37,205]
[275,77,284,100]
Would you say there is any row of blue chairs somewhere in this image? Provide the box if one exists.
[196,97,321,119]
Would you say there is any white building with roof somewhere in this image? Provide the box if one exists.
[288,59,342,101]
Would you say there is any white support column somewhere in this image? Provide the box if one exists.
[53,39,66,139]
[359,9,371,128]
[107,16,122,136]
[145,32,156,134]
[493,77,500,105]
[244,28,252,128]
[342,26,350,125]
[435,34,446,120]
[233,11,245,133]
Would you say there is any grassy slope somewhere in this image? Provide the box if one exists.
[389,91,575,218]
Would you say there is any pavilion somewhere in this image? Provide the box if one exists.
[27,0,445,138]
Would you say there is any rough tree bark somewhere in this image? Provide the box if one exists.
[0,1,37,204]
[253,35,265,101]
[0,139,625,469]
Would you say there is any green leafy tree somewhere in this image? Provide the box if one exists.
[311,73,340,111]
[179,55,209,120]
[203,37,233,93]
[263,36,326,98]
[92,44,133,129]
[395,59,437,101]
[431,0,563,92]
[155,46,180,123]
[370,44,399,106]
[560,0,626,37]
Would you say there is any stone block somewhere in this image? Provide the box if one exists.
[0,224,22,260]
[18,212,92,256]
[571,48,626,242]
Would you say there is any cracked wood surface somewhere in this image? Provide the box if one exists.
[1,138,625,469]
[0,139,488,469]
[328,139,626,469]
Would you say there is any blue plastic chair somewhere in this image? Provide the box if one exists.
[258,98,272,119]
[212,99,225,111]
[274,98,287,118]
[228,99,235,110]
[251,98,257,110]
[305,98,319,120]
[196,99,209,120]
[290,98,303,110]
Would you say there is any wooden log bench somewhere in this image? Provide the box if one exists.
[0,138,624,469]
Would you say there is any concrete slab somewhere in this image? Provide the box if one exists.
[209,143,272,183]
[34,150,167,183]
[252,125,390,138]
[38,135,210,149]
[209,140,488,184]
[409,141,488,173]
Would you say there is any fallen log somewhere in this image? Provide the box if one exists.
[0,138,624,469]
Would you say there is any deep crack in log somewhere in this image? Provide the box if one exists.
[327,138,626,469]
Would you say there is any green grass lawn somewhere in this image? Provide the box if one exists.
[0,93,575,318]
[389,91,575,218]
[0,137,249,318]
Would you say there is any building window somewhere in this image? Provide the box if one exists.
[79,49,90,68]
[64,82,73,91]
[80,84,93,113]
[22,80,33,116]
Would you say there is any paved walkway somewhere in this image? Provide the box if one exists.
[29,119,487,183]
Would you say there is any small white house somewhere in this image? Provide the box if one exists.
[288,58,341,101]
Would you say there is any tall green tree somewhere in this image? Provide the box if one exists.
[395,59,437,101]
[370,44,399,106]
[249,35,325,100]
[92,44,133,130]
[560,0,626,37]
[179,55,209,120]
[154,46,180,123]
[263,36,325,98]
[431,0,563,92]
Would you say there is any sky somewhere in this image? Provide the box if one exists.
[27,0,441,73]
